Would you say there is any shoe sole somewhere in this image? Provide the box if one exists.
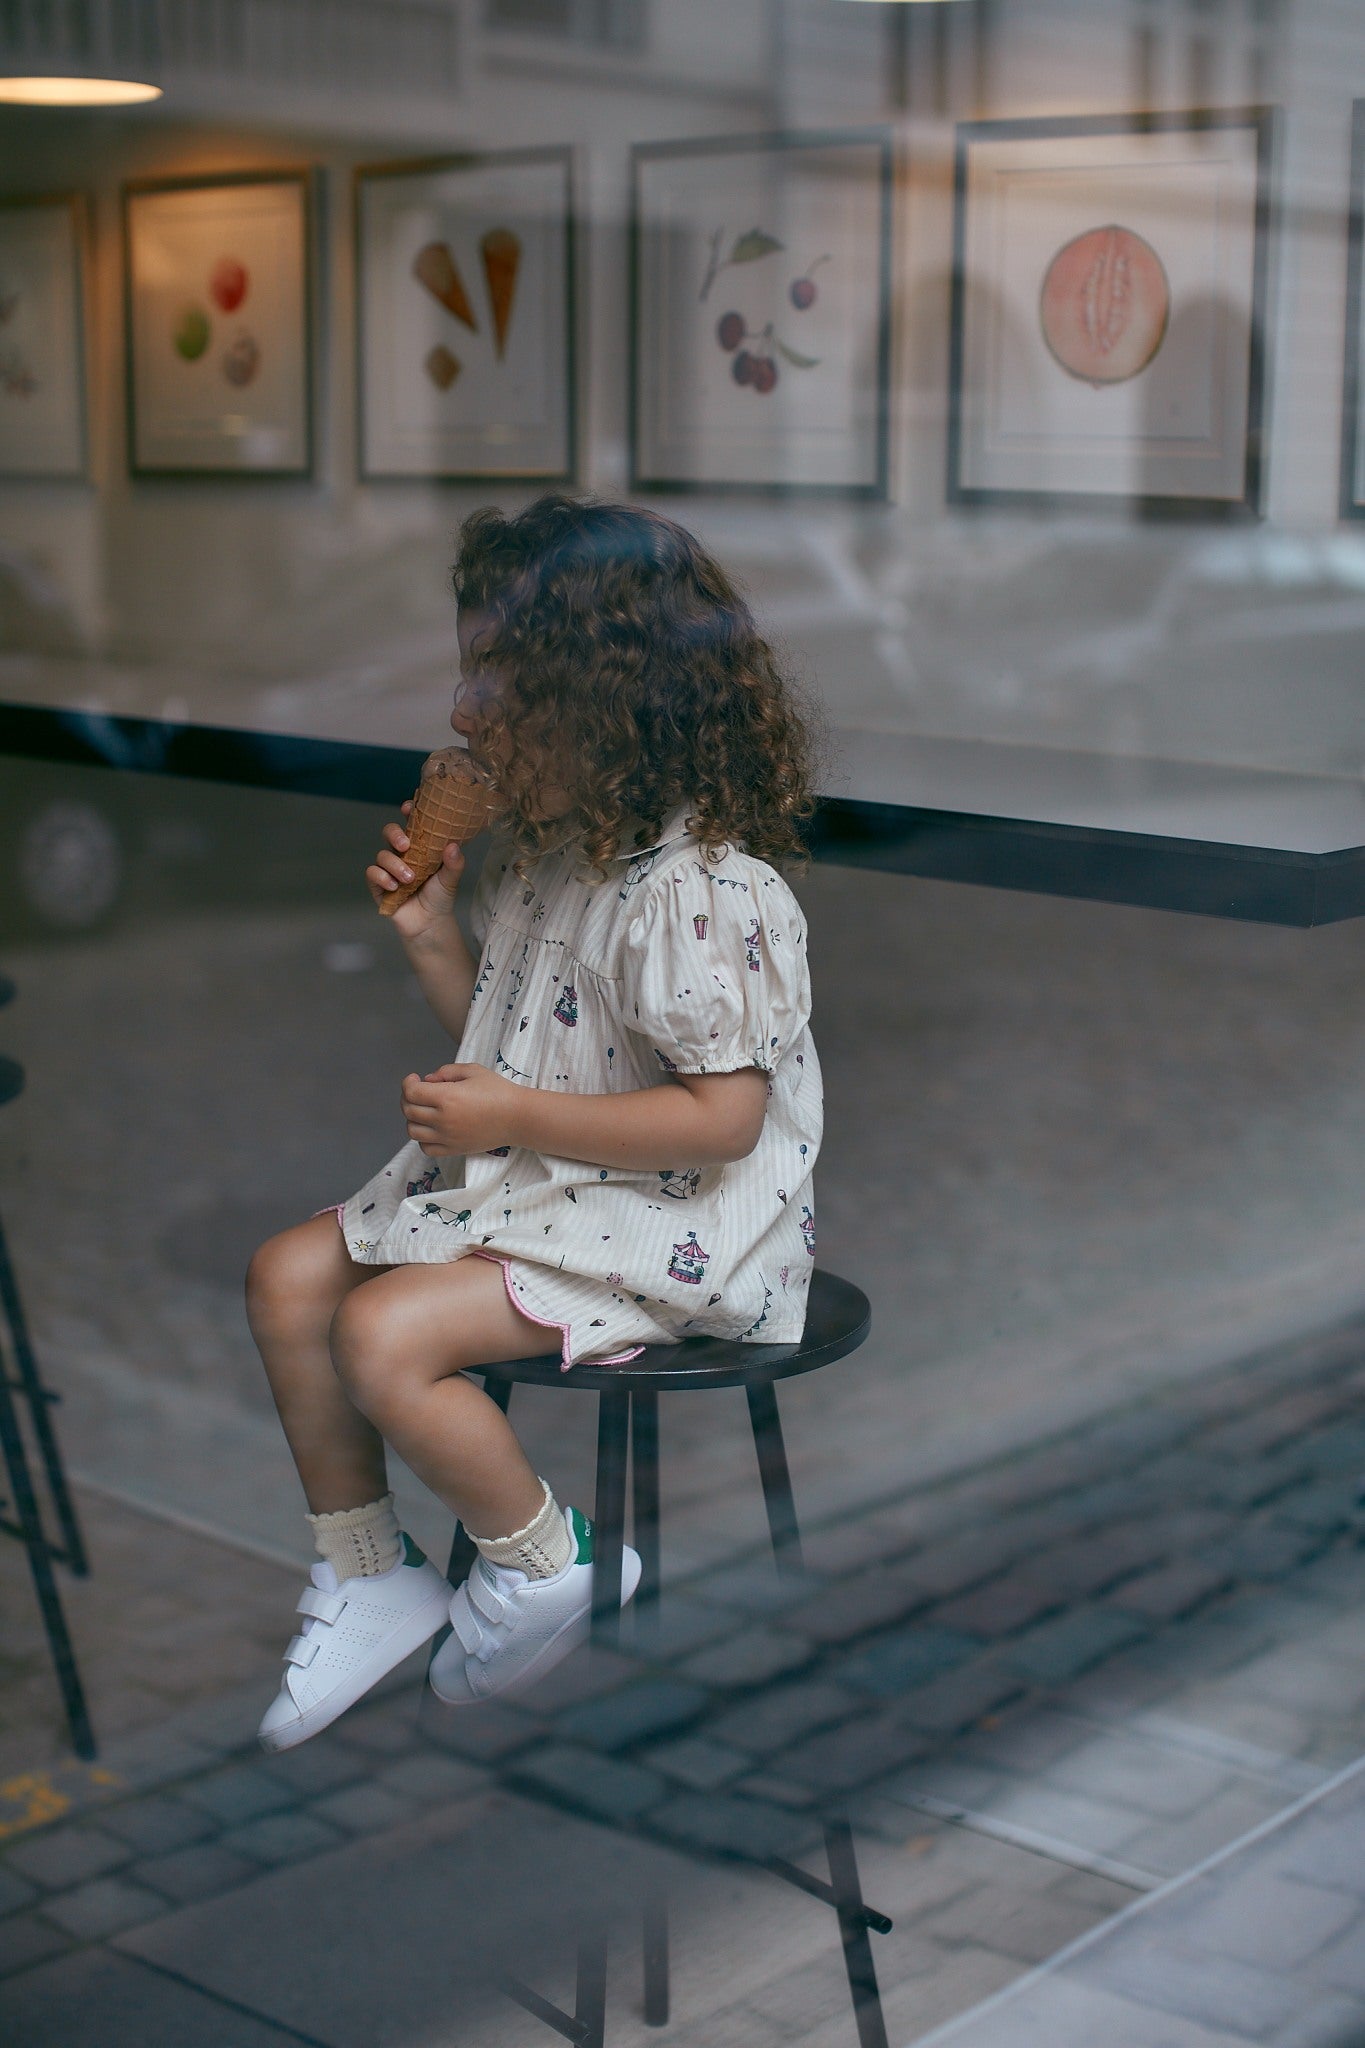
[429,1549,643,1707]
[259,1584,453,1753]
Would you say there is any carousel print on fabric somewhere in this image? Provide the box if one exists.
[668,1231,711,1285]
[553,983,579,1026]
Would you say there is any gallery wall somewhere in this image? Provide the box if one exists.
[2,0,1365,791]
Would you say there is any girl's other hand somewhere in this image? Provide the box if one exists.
[402,1062,520,1155]
[365,800,467,936]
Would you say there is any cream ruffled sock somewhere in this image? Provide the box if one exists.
[469,1480,573,1580]
[306,1493,402,1581]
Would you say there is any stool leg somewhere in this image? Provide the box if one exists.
[630,1389,661,1620]
[574,1924,608,2048]
[642,1880,669,2028]
[441,1379,513,1594]
[592,1390,630,1651]
[0,1214,87,1574]
[746,1380,804,1576]
[0,1351,95,1757]
[825,1817,889,2048]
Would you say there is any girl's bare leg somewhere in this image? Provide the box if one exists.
[245,1213,393,1515]
[328,1255,560,1537]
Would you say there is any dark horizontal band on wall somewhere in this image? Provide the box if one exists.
[3,699,1363,928]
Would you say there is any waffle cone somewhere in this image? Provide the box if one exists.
[481,228,521,358]
[379,748,502,916]
[413,241,477,330]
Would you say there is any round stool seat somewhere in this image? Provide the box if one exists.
[479,1267,869,1393]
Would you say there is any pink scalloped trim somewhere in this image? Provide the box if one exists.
[317,1204,346,1227]
[469,1249,644,1374]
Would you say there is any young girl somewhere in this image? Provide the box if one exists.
[245,494,824,1751]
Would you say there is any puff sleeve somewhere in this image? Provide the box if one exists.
[618,855,811,1075]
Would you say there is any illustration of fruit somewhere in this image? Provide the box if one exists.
[717,310,745,352]
[209,257,248,313]
[1039,224,1170,386]
[699,225,784,302]
[174,305,210,361]
[481,228,521,358]
[0,345,37,397]
[222,332,260,386]
[724,320,815,395]
[424,344,461,390]
[413,241,477,330]
[788,254,830,310]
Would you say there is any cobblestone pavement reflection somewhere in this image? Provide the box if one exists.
[2,1305,1363,2044]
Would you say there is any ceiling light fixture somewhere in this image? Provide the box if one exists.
[0,76,161,105]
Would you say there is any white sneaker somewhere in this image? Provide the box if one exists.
[258,1534,452,1753]
[428,1507,642,1706]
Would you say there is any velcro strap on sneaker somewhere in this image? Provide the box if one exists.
[285,1634,320,1668]
[465,1573,508,1626]
[297,1588,347,1625]
[449,1590,485,1655]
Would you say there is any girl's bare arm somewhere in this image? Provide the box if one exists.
[401,1060,770,1167]
[402,919,478,1043]
[367,814,477,1042]
[509,1069,769,1169]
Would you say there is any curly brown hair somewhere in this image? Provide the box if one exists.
[451,494,823,879]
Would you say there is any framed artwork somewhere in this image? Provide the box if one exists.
[356,147,575,482]
[631,129,893,498]
[0,193,87,479]
[123,170,312,477]
[1341,100,1365,521]
[948,109,1274,517]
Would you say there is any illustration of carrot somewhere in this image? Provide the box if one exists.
[481,228,521,358]
[413,242,477,331]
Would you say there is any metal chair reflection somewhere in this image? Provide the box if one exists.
[442,1267,890,2048]
[0,974,94,1757]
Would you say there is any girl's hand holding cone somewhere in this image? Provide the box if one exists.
[365,802,467,936]
[369,746,503,930]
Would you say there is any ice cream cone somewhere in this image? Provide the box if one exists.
[379,748,502,916]
[413,241,478,331]
[481,228,521,359]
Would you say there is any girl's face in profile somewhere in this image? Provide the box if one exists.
[452,605,574,820]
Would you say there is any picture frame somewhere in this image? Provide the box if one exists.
[1341,100,1365,521]
[631,129,893,498]
[355,147,575,483]
[123,170,313,478]
[0,193,87,480]
[948,108,1275,518]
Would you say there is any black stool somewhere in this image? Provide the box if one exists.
[443,1268,890,2048]
[0,975,94,1757]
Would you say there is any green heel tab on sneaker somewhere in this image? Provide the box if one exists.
[569,1507,593,1564]
[401,1533,427,1567]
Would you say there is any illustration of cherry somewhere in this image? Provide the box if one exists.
[789,254,830,311]
[732,349,755,386]
[717,310,744,351]
[210,256,248,313]
[752,356,778,395]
